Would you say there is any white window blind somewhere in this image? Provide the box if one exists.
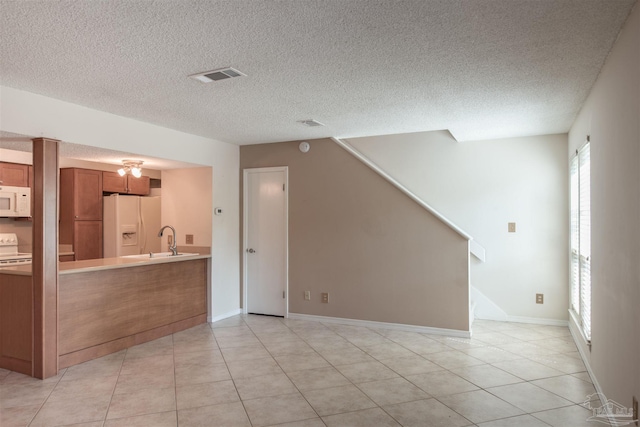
[570,142,591,342]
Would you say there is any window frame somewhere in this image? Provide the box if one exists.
[569,140,591,345]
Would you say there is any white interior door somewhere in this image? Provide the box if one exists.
[244,167,287,317]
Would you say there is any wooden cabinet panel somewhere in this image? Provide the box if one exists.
[0,162,29,187]
[60,168,103,260]
[102,171,127,193]
[59,259,207,356]
[0,274,33,375]
[126,176,150,195]
[59,255,75,262]
[73,221,103,261]
[103,171,150,196]
[74,169,103,220]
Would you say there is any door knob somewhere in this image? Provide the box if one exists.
[247,248,256,254]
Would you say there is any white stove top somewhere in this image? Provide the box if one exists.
[0,232,32,265]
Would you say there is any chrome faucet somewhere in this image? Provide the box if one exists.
[158,225,177,256]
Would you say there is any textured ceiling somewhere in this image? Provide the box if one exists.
[0,0,636,146]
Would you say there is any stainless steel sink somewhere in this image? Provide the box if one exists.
[121,252,198,259]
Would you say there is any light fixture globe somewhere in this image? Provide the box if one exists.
[119,160,144,178]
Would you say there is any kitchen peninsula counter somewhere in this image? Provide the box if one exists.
[0,253,210,376]
[0,252,210,276]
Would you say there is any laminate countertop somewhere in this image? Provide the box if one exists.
[0,253,210,277]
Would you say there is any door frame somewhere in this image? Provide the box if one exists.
[242,166,289,317]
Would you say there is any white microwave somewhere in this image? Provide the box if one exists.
[0,186,31,217]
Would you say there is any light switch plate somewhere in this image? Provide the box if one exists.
[508,222,516,233]
[304,291,311,301]
[186,234,194,244]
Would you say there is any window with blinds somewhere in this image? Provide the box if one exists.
[570,142,591,342]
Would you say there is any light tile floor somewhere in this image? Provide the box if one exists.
[0,316,599,427]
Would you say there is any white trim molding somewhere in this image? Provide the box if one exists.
[569,313,605,408]
[288,313,471,338]
[505,316,569,327]
[331,137,486,262]
[208,308,242,323]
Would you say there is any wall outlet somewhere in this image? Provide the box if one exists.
[508,222,516,233]
[633,396,638,426]
[168,235,173,245]
[186,234,194,244]
[304,291,311,301]
[536,293,544,304]
[321,293,329,303]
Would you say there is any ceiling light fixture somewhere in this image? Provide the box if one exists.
[298,119,325,127]
[189,67,246,83]
[118,160,144,178]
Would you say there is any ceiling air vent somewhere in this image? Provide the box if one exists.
[190,67,246,83]
[298,119,325,127]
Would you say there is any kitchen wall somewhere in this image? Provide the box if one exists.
[348,132,569,322]
[0,148,33,252]
[567,2,639,409]
[161,167,212,249]
[0,86,241,321]
[0,219,32,253]
[241,138,470,331]
[0,148,163,252]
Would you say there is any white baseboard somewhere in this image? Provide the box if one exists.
[475,313,568,327]
[208,308,242,323]
[288,313,471,338]
[568,314,605,407]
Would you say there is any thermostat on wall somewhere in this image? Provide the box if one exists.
[215,207,223,215]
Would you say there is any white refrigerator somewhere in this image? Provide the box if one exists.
[103,194,161,257]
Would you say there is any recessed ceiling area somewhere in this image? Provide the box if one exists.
[0,0,636,145]
[0,132,198,171]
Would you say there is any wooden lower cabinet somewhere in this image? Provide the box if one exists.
[58,259,207,367]
[73,221,102,261]
[0,274,33,376]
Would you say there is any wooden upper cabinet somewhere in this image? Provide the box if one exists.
[127,175,150,196]
[60,168,103,221]
[102,171,150,196]
[74,169,103,220]
[0,162,29,187]
[102,172,127,194]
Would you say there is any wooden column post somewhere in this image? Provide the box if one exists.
[31,137,59,379]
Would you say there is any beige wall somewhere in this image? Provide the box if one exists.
[241,138,470,331]
[161,167,213,249]
[349,132,569,321]
[568,3,639,408]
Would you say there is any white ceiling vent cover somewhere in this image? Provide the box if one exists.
[190,67,246,83]
[298,119,325,127]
